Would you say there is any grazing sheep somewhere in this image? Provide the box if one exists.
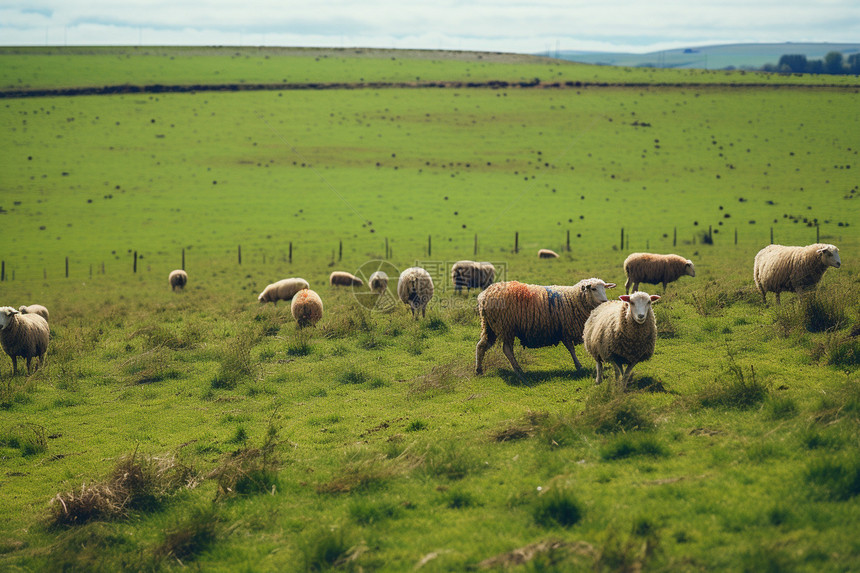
[258,278,310,305]
[330,271,364,287]
[754,243,841,304]
[538,249,560,259]
[369,271,389,293]
[623,253,695,294]
[583,292,660,389]
[475,278,617,375]
[19,304,49,322]
[168,269,188,291]
[397,267,435,319]
[451,261,495,293]
[291,289,323,328]
[0,306,49,375]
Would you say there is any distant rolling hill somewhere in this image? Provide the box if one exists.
[546,42,860,70]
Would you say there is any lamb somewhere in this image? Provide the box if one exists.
[583,292,660,389]
[538,249,560,259]
[19,304,50,322]
[258,278,310,305]
[329,271,364,287]
[0,306,50,375]
[451,261,495,293]
[369,271,389,293]
[291,289,324,328]
[475,278,617,375]
[623,253,695,294]
[754,243,841,304]
[397,267,434,319]
[168,269,188,291]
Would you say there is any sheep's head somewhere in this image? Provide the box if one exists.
[817,245,841,268]
[685,260,696,277]
[0,306,20,329]
[581,278,616,305]
[619,293,660,324]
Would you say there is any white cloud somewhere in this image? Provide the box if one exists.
[1,1,858,53]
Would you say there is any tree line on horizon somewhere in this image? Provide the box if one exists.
[761,51,860,75]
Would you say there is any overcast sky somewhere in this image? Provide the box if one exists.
[2,0,859,54]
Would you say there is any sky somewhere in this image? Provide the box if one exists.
[2,0,859,55]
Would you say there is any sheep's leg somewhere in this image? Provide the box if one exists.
[26,357,32,375]
[594,360,603,384]
[475,327,497,375]
[624,277,632,294]
[502,339,523,373]
[561,339,582,370]
[612,363,623,382]
[11,356,18,376]
[662,281,667,293]
[632,282,640,293]
[775,292,781,305]
[621,364,636,390]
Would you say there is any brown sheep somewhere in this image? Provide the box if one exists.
[623,253,695,294]
[329,271,364,287]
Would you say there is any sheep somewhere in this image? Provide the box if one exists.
[397,267,434,319]
[330,271,364,287]
[475,278,617,375]
[451,261,495,293]
[258,278,310,305]
[369,271,389,293]
[291,288,324,328]
[0,306,50,375]
[19,304,49,322]
[538,249,560,259]
[168,269,188,291]
[753,243,841,304]
[623,253,695,294]
[583,292,660,389]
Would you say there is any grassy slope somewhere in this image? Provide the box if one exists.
[0,48,858,571]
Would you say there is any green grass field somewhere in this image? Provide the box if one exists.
[0,47,858,572]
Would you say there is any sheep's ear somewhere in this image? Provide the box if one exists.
[816,247,828,254]
[581,284,587,291]
[650,295,661,302]
[605,282,617,289]
[686,261,693,267]
[619,295,631,302]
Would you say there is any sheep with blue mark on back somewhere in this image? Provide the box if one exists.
[475,278,616,375]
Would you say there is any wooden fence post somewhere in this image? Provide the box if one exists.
[65,256,69,278]
[133,251,137,273]
[428,235,432,257]
[514,232,519,254]
[238,245,242,265]
[770,227,774,244]
[620,227,624,250]
[566,230,570,252]
[339,240,343,262]
[289,242,293,264]
[673,227,677,247]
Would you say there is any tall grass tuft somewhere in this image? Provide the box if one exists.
[300,526,366,572]
[211,332,257,389]
[696,349,768,409]
[155,505,221,563]
[804,453,860,501]
[49,450,198,525]
[774,289,849,336]
[532,485,583,528]
[580,385,655,433]
[1,423,48,456]
[208,420,281,499]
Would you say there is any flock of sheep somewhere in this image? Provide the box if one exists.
[0,242,841,388]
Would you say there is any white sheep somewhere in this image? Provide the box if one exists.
[475,278,616,375]
[0,306,50,375]
[451,261,495,293]
[369,271,389,293]
[583,292,660,389]
[168,269,188,291]
[258,278,310,305]
[538,249,560,259]
[397,267,434,319]
[19,304,50,322]
[330,271,364,287]
[291,289,324,328]
[753,243,841,304]
[623,253,695,294]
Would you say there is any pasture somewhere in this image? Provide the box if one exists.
[0,48,859,571]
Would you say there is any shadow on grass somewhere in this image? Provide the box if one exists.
[499,367,592,387]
